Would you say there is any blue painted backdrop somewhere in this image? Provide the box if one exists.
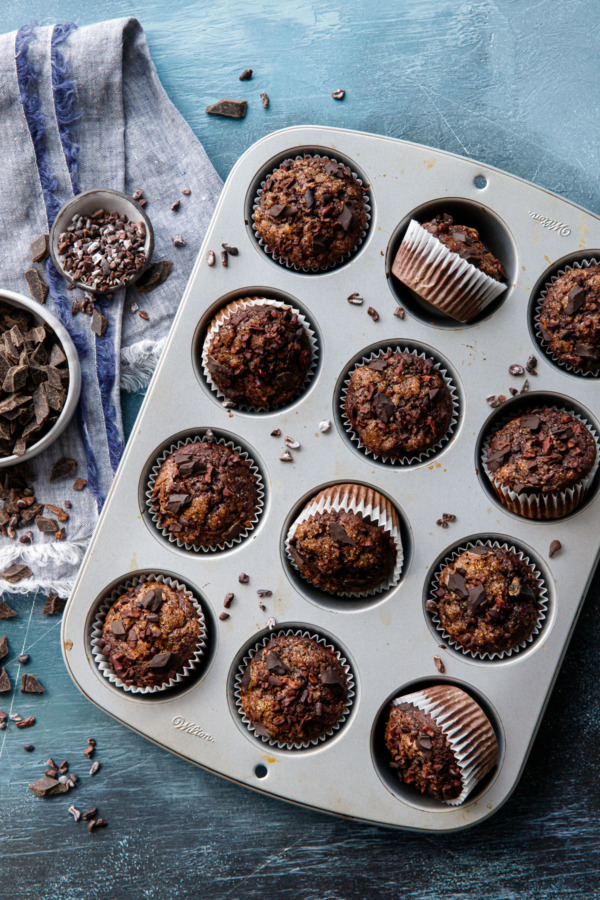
[1,2,599,898]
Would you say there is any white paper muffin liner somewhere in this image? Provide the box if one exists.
[391,684,499,805]
[534,258,600,378]
[234,627,355,750]
[340,346,459,465]
[252,154,371,272]
[201,297,319,412]
[481,406,599,519]
[286,483,404,597]
[427,539,548,660]
[146,432,265,551]
[392,219,507,322]
[91,573,207,695]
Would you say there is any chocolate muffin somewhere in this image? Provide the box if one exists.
[419,214,506,283]
[538,265,600,373]
[239,634,349,744]
[344,350,454,458]
[485,407,597,517]
[99,581,202,689]
[204,301,312,408]
[430,545,541,656]
[385,701,464,801]
[151,440,259,546]
[253,156,368,269]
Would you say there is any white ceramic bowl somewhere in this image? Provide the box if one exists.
[0,288,82,468]
[49,188,155,294]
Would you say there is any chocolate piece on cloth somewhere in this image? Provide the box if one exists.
[0,18,221,594]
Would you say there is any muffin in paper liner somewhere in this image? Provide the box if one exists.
[201,297,319,412]
[146,432,265,552]
[234,627,355,750]
[90,573,207,695]
[481,406,599,519]
[339,346,459,465]
[427,539,548,660]
[392,219,507,323]
[251,154,371,272]
[390,684,499,805]
[285,483,404,597]
[534,258,600,378]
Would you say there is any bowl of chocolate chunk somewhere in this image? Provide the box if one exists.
[0,289,82,466]
[50,188,154,294]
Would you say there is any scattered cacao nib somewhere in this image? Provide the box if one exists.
[50,457,77,481]
[433,654,445,673]
[526,354,538,373]
[347,293,363,305]
[182,189,191,196]
[0,602,17,620]
[0,668,11,692]
[424,599,437,613]
[221,243,239,256]
[509,364,524,376]
[259,602,266,612]
[486,394,501,408]
[332,89,346,100]
[18,653,30,665]
[206,250,216,267]
[394,306,406,319]
[21,674,44,694]
[436,518,448,528]
[223,592,234,609]
[284,436,300,450]
[266,616,276,630]
[2,564,32,583]
[68,805,81,821]
[89,760,100,776]
[0,635,7,660]
[82,806,98,820]
[520,378,530,393]
[256,589,272,598]
[442,513,456,523]
[172,235,186,248]
[23,743,34,752]
[549,539,562,558]
[16,715,35,729]
[219,612,230,621]
[221,249,228,267]
[319,419,331,433]
[205,99,247,118]
[132,189,143,200]
[239,68,253,80]
[138,310,149,321]
[238,572,249,584]
[24,268,49,304]
[73,478,87,491]
[41,593,66,615]
[260,91,269,109]
[270,428,281,437]
[29,775,67,797]
[171,199,181,212]
[135,260,173,293]
[279,449,293,462]
[367,306,379,322]
[30,234,49,263]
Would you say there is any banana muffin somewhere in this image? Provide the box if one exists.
[344,350,454,458]
[417,213,506,282]
[240,633,348,744]
[538,264,600,373]
[151,440,259,546]
[98,581,202,689]
[253,156,368,269]
[429,545,541,655]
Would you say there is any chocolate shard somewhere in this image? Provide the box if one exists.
[3,365,28,393]
[0,601,17,619]
[319,666,346,689]
[574,342,599,359]
[136,260,173,293]
[165,492,191,514]
[447,572,467,599]
[24,268,49,305]
[466,584,486,613]
[50,457,78,481]
[148,651,173,669]
[21,673,45,694]
[267,204,288,221]
[469,545,490,556]
[328,522,356,546]
[205,99,247,119]
[373,392,395,424]
[90,310,108,339]
[0,635,8,661]
[0,667,11,692]
[303,189,314,209]
[241,667,252,689]
[35,516,58,534]
[252,722,270,738]
[110,621,125,636]
[520,414,540,430]
[2,564,33,584]
[30,234,49,263]
[336,203,353,232]
[486,448,509,471]
[264,651,287,675]
[288,545,305,567]
[367,356,388,371]
[549,539,562,558]
[565,285,586,314]
[42,593,66,615]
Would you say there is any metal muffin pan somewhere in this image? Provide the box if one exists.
[62,125,600,832]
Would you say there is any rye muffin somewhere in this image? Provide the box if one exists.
[538,264,600,373]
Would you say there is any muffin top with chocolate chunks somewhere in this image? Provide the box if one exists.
[204,302,312,408]
[240,634,348,744]
[151,439,259,547]
[344,350,453,458]
[421,213,506,282]
[486,407,596,494]
[538,264,600,373]
[289,509,396,595]
[100,581,201,688]
[253,156,368,270]
[431,545,541,656]
[385,702,463,802]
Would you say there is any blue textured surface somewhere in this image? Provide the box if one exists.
[1,2,600,898]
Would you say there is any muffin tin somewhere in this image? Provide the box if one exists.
[62,125,600,832]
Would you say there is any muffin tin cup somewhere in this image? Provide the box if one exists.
[481,406,600,520]
[90,573,207,695]
[339,346,459,466]
[390,685,498,805]
[145,433,265,552]
[427,539,548,661]
[201,297,319,412]
[392,219,507,323]
[285,483,404,598]
[233,627,355,750]
[251,154,371,273]
[534,259,600,378]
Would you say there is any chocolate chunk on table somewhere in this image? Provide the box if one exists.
[0,667,11,692]
[21,674,45,694]
[29,775,68,798]
[0,601,17,619]
[205,99,247,118]
[42,593,66,615]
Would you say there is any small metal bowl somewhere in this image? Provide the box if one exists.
[49,188,155,295]
[0,288,82,468]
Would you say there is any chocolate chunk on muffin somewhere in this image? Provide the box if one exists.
[430,545,541,656]
[204,301,312,408]
[253,156,368,269]
[420,214,506,282]
[344,350,453,458]
[239,634,348,744]
[538,264,600,373]
[151,440,259,546]
[100,581,202,689]
[485,407,597,518]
